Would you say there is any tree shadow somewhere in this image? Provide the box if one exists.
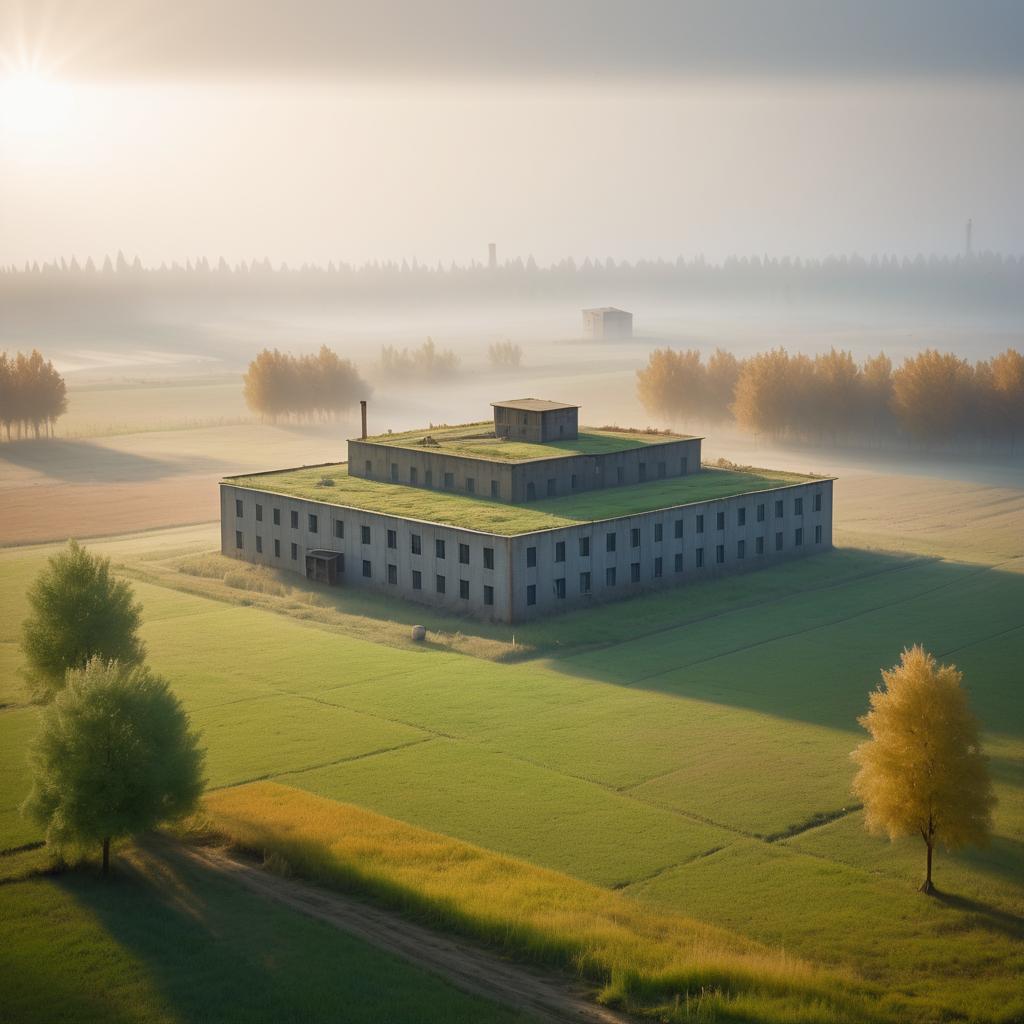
[933,888,1024,940]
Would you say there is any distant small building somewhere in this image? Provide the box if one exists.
[583,307,633,340]
[492,399,578,443]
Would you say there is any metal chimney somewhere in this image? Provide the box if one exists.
[360,400,367,439]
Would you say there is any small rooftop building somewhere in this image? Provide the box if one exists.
[492,399,578,443]
[583,307,633,340]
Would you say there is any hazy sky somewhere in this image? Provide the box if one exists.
[1,1,1022,266]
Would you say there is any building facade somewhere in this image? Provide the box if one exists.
[582,307,633,340]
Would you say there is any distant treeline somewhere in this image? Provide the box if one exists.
[0,350,67,441]
[243,347,367,422]
[380,338,459,377]
[638,347,1024,449]
[488,340,522,369]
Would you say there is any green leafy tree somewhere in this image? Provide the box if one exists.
[23,659,205,874]
[21,540,145,701]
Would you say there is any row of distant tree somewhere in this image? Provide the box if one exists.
[243,347,367,422]
[380,338,459,377]
[0,350,67,441]
[637,346,1024,447]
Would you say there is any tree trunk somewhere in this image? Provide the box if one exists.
[919,839,934,894]
[102,837,110,875]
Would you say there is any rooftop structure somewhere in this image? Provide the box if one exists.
[583,307,633,340]
[492,398,578,442]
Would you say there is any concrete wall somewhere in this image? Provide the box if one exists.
[222,476,833,625]
[348,436,702,503]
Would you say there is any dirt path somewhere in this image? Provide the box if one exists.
[165,839,633,1024]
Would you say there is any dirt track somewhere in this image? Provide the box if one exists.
[164,839,633,1024]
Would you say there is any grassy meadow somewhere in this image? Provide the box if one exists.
[0,467,1021,1021]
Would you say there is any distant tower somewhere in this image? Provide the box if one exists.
[965,218,973,258]
[488,242,497,270]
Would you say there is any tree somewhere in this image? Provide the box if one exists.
[21,540,145,701]
[851,645,996,893]
[636,348,705,421]
[891,349,974,443]
[22,660,205,873]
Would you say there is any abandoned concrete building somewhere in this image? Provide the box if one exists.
[582,307,633,340]
[222,399,834,623]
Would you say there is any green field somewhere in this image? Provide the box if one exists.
[228,463,819,534]
[364,421,696,460]
[1,474,1022,1022]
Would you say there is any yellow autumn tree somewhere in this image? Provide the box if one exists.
[851,645,996,893]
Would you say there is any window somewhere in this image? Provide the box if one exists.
[527,584,536,605]
[466,477,475,494]
[738,507,746,527]
[459,543,470,565]
[696,514,704,534]
[654,556,663,578]
[795,527,803,546]
[274,539,281,558]
[235,499,243,518]
[308,513,318,533]
[571,473,578,490]
[410,466,418,485]
[387,563,397,584]
[362,560,372,578]
[337,554,345,572]
[361,525,371,544]
[757,503,765,523]
[387,529,397,549]
[737,539,745,559]
[631,562,641,582]
[334,520,344,539]
[654,523,663,542]
[555,577,566,599]
[425,469,433,487]
[579,536,590,557]
[616,467,624,484]
[273,508,281,526]
[436,538,446,558]
[794,497,804,516]
[555,541,565,562]
[411,533,422,555]
[412,570,422,590]
[290,542,298,560]
[638,462,647,481]
[364,459,372,475]
[674,518,683,539]
[526,482,536,500]
[657,461,666,479]
[579,571,591,594]
[460,579,470,600]
[390,462,398,482]
[605,567,616,586]
[775,531,784,551]
[436,574,446,594]
[483,546,494,570]
[444,472,454,489]
[631,527,641,548]
[756,536,765,555]
[606,532,616,553]
[814,492,823,512]
[674,552,683,572]
[815,524,823,544]
[484,585,494,605]
[680,457,688,474]
[235,530,243,549]
[255,535,263,553]
[716,511,725,531]
[696,547,704,568]
[255,503,263,522]
[546,478,556,497]
[775,500,784,518]
[526,546,537,568]
[716,544,725,564]
[491,479,500,498]
[290,510,299,529]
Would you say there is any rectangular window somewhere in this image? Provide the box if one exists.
[674,552,683,572]
[555,577,566,599]
[654,523,663,542]
[570,473,578,490]
[425,469,433,487]
[235,498,243,518]
[460,579,470,599]
[616,466,624,484]
[674,518,683,539]
[334,520,344,539]
[444,472,454,489]
[631,562,641,582]
[235,530,243,549]
[775,500,784,518]
[466,477,475,494]
[631,527,640,548]
[527,546,537,568]
[606,531,616,553]
[390,462,398,482]
[273,508,281,526]
[716,544,725,564]
[526,482,536,500]
[757,503,765,523]
[654,556,663,578]
[737,507,746,527]
[459,543,470,565]
[776,531,784,551]
[308,513,318,533]
[696,514,704,534]
[555,541,565,562]
[814,492,823,512]
[795,527,803,546]
[716,511,725,531]
[579,571,591,594]
[274,538,281,558]
[387,563,397,584]
[364,459,372,475]
[411,533,421,555]
[756,535,765,555]
[605,567,616,586]
[483,546,494,570]
[795,497,804,516]
[484,585,494,605]
[657,461,666,479]
[387,529,397,549]
[361,525,371,544]
[255,503,263,522]
[436,574,446,594]
[546,478,556,496]
[410,466,418,485]
[362,560,372,578]
[436,538,446,559]
[255,535,262,553]
[638,462,647,482]
[696,547,704,568]
[290,510,299,529]
[737,539,745,559]
[412,569,422,590]
[527,584,536,605]
[491,479,500,498]
[815,524,823,544]
[680,457,688,474]
[290,542,298,561]
[579,536,590,557]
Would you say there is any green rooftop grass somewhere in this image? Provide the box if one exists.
[227,464,820,536]
[360,422,695,461]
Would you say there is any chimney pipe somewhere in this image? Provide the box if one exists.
[360,400,367,439]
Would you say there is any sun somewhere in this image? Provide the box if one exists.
[0,67,74,139]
